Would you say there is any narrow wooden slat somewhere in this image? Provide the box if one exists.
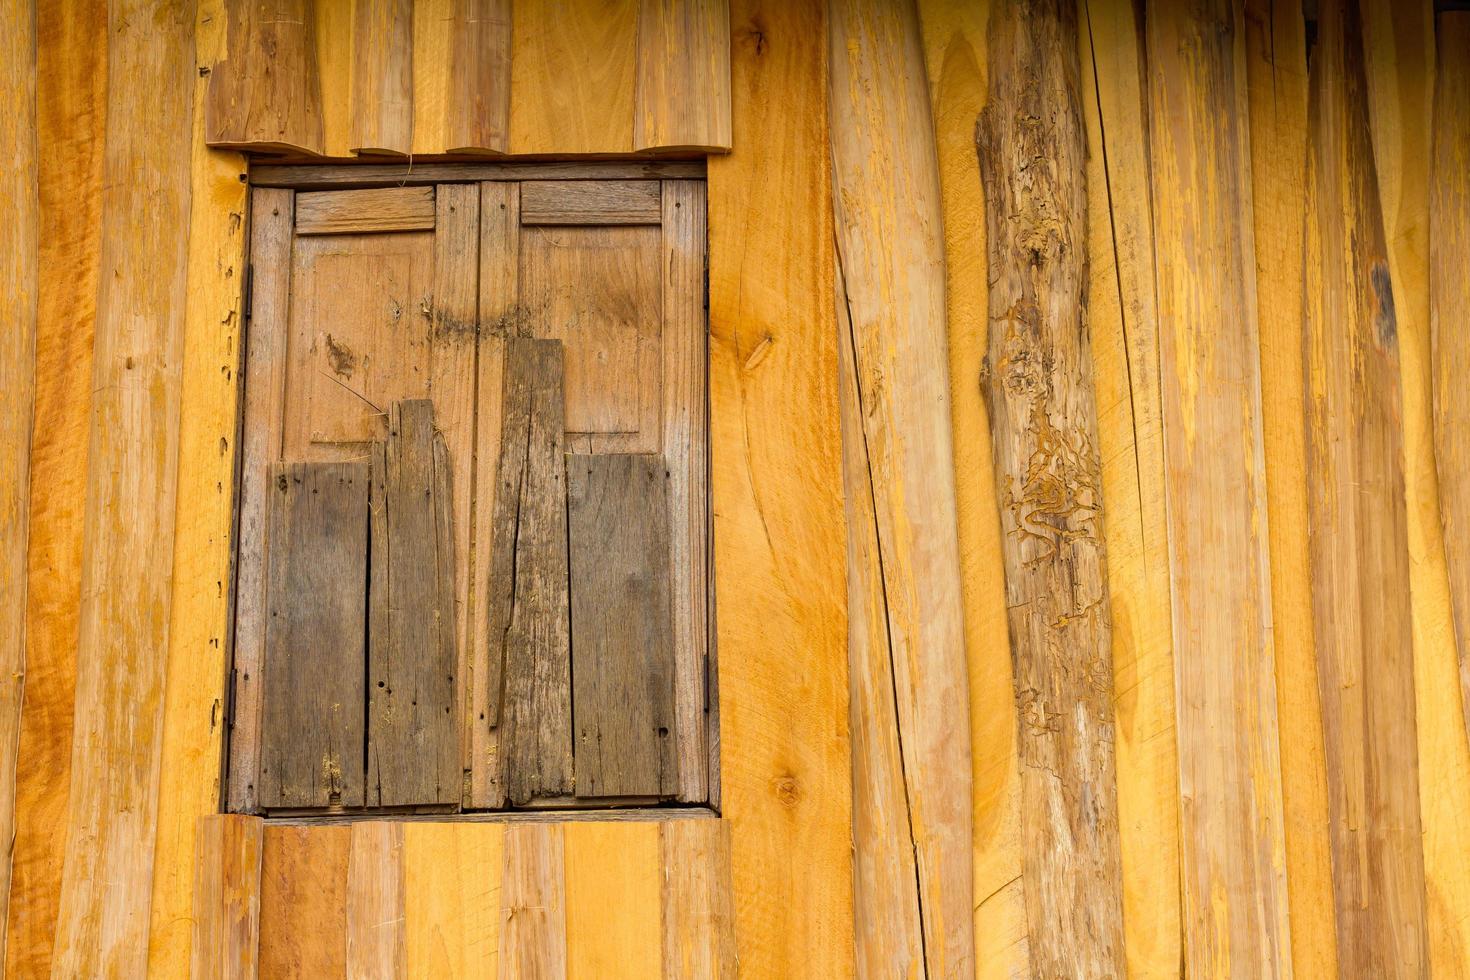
[446,0,512,153]
[49,1,196,970]
[315,0,354,157]
[634,0,732,151]
[261,461,369,809]
[410,0,453,156]
[249,160,706,188]
[829,0,973,974]
[295,186,436,235]
[1304,0,1428,972]
[403,823,503,978]
[520,180,662,226]
[976,2,1125,974]
[567,454,676,799]
[1144,0,1293,972]
[563,823,662,978]
[347,822,407,978]
[368,401,459,807]
[500,823,567,979]
[488,339,573,805]
[206,0,324,154]
[190,815,264,980]
[351,0,414,155]
[659,819,735,979]
[229,188,295,814]
[258,825,351,979]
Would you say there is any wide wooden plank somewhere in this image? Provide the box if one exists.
[206,0,324,153]
[48,0,196,971]
[563,823,662,978]
[295,186,436,235]
[659,819,736,979]
[258,825,350,979]
[261,461,369,809]
[520,180,662,225]
[368,401,459,807]
[446,0,512,153]
[403,823,503,978]
[1144,0,1292,972]
[1305,1,1428,972]
[249,160,706,189]
[351,0,414,154]
[347,822,407,977]
[829,0,972,974]
[634,0,733,151]
[500,823,567,979]
[190,815,264,980]
[488,339,573,804]
[567,454,676,799]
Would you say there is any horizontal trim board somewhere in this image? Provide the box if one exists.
[295,186,436,234]
[521,180,662,225]
[252,160,706,189]
[266,807,719,826]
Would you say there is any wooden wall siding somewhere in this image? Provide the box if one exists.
[190,815,264,980]
[207,0,732,156]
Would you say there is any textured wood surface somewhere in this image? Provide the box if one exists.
[347,822,407,976]
[519,179,662,226]
[829,0,973,973]
[445,0,512,152]
[564,822,662,976]
[509,0,637,154]
[295,186,436,235]
[977,2,1125,974]
[190,815,264,980]
[660,818,736,978]
[368,401,459,807]
[635,0,732,151]
[250,159,706,189]
[403,822,503,977]
[351,0,415,154]
[567,453,676,799]
[500,823,567,978]
[261,461,369,809]
[206,0,323,153]
[258,824,351,979]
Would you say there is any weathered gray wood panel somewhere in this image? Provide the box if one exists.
[260,461,369,809]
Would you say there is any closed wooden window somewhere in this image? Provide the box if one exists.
[226,168,713,815]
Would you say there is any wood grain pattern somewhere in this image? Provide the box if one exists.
[206,0,324,153]
[1144,0,1292,972]
[410,0,453,156]
[403,822,503,978]
[520,180,662,226]
[446,0,512,153]
[315,0,354,157]
[295,186,437,235]
[49,1,196,971]
[190,814,264,980]
[500,822,567,979]
[659,818,736,979]
[250,160,706,189]
[564,822,662,977]
[347,822,407,977]
[368,402,459,807]
[567,453,676,799]
[258,824,351,979]
[261,461,369,809]
[634,0,733,151]
[351,0,414,154]
[1304,0,1428,972]
[829,0,973,973]
[489,339,573,805]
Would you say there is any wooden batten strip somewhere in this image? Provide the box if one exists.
[659,819,736,978]
[563,823,662,976]
[190,815,264,980]
[346,822,407,977]
[634,0,733,151]
[446,0,512,152]
[258,825,351,977]
[519,179,662,225]
[403,823,503,977]
[351,0,414,155]
[500,823,567,978]
[207,0,325,154]
[829,0,973,974]
[315,0,354,157]
[48,0,197,971]
[977,1,1125,974]
[250,160,707,189]
[295,186,436,234]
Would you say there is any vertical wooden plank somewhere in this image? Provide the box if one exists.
[563,822,661,979]
[229,188,295,815]
[1242,0,1341,975]
[508,0,638,154]
[470,179,520,809]
[315,0,354,157]
[410,0,452,155]
[567,454,676,798]
[659,819,736,979]
[261,461,369,809]
[708,0,854,974]
[661,180,711,804]
[3,0,105,969]
[49,0,197,972]
[258,825,351,980]
[829,0,973,974]
[205,0,325,153]
[369,401,459,807]
[347,822,407,978]
[488,339,573,805]
[634,0,732,151]
[190,814,264,980]
[351,0,414,154]
[446,0,512,153]
[500,822,567,979]
[1145,0,1293,973]
[403,822,503,979]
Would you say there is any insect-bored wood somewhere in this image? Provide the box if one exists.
[260,461,368,809]
[567,453,677,799]
[368,400,459,807]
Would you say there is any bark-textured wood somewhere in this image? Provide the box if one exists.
[190,815,264,980]
[1144,0,1292,972]
[564,823,662,976]
[659,819,736,978]
[976,2,1125,975]
[258,825,350,979]
[49,1,196,972]
[206,0,324,153]
[294,186,436,235]
[829,0,972,974]
[368,401,459,807]
[445,0,512,153]
[260,461,369,809]
[634,0,733,151]
[500,823,567,978]
[351,0,414,154]
[519,179,662,225]
[1304,1,1428,973]
[346,822,407,977]
[488,338,573,805]
[567,453,677,799]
